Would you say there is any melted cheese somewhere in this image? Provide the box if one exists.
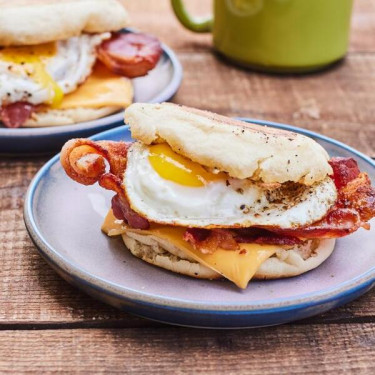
[58,63,133,110]
[102,210,277,288]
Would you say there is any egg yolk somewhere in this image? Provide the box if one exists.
[0,42,63,107]
[148,143,226,187]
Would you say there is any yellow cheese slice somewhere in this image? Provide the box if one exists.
[58,62,133,110]
[102,210,277,289]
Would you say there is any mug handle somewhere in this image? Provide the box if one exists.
[171,0,213,33]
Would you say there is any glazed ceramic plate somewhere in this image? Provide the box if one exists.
[0,29,182,155]
[24,120,375,328]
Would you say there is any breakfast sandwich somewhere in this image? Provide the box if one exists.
[0,0,162,128]
[61,103,375,288]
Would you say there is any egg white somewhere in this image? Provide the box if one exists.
[124,143,338,228]
[0,33,110,107]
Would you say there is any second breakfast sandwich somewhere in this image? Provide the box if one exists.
[61,103,375,288]
[0,0,162,128]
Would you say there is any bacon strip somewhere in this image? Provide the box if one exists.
[1,102,36,128]
[60,138,129,185]
[112,194,150,229]
[185,158,375,253]
[183,229,239,254]
[97,32,162,78]
[99,173,150,230]
[60,138,150,230]
[184,227,304,254]
[329,157,360,189]
[234,228,305,246]
[341,172,375,222]
[268,172,375,239]
[267,208,363,239]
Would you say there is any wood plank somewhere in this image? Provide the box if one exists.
[120,0,375,53]
[1,324,375,374]
[351,0,375,52]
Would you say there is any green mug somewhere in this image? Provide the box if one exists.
[171,0,353,73]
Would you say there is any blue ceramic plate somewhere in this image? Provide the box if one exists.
[0,29,182,155]
[24,120,375,328]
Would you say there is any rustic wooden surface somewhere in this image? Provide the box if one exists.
[1,0,375,373]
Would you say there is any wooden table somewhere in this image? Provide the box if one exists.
[1,1,375,373]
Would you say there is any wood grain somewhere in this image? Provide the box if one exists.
[1,324,375,374]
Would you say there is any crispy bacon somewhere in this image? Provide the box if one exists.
[184,228,239,254]
[112,194,150,230]
[266,171,375,239]
[184,227,303,254]
[99,173,150,230]
[184,158,375,253]
[60,138,130,185]
[1,102,36,128]
[329,157,360,189]
[97,32,162,78]
[267,208,363,239]
[234,228,305,246]
[60,138,149,230]
[340,172,375,222]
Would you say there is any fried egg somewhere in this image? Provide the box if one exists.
[124,142,338,228]
[0,33,109,108]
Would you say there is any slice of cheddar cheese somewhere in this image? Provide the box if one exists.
[102,210,277,289]
[58,62,133,110]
